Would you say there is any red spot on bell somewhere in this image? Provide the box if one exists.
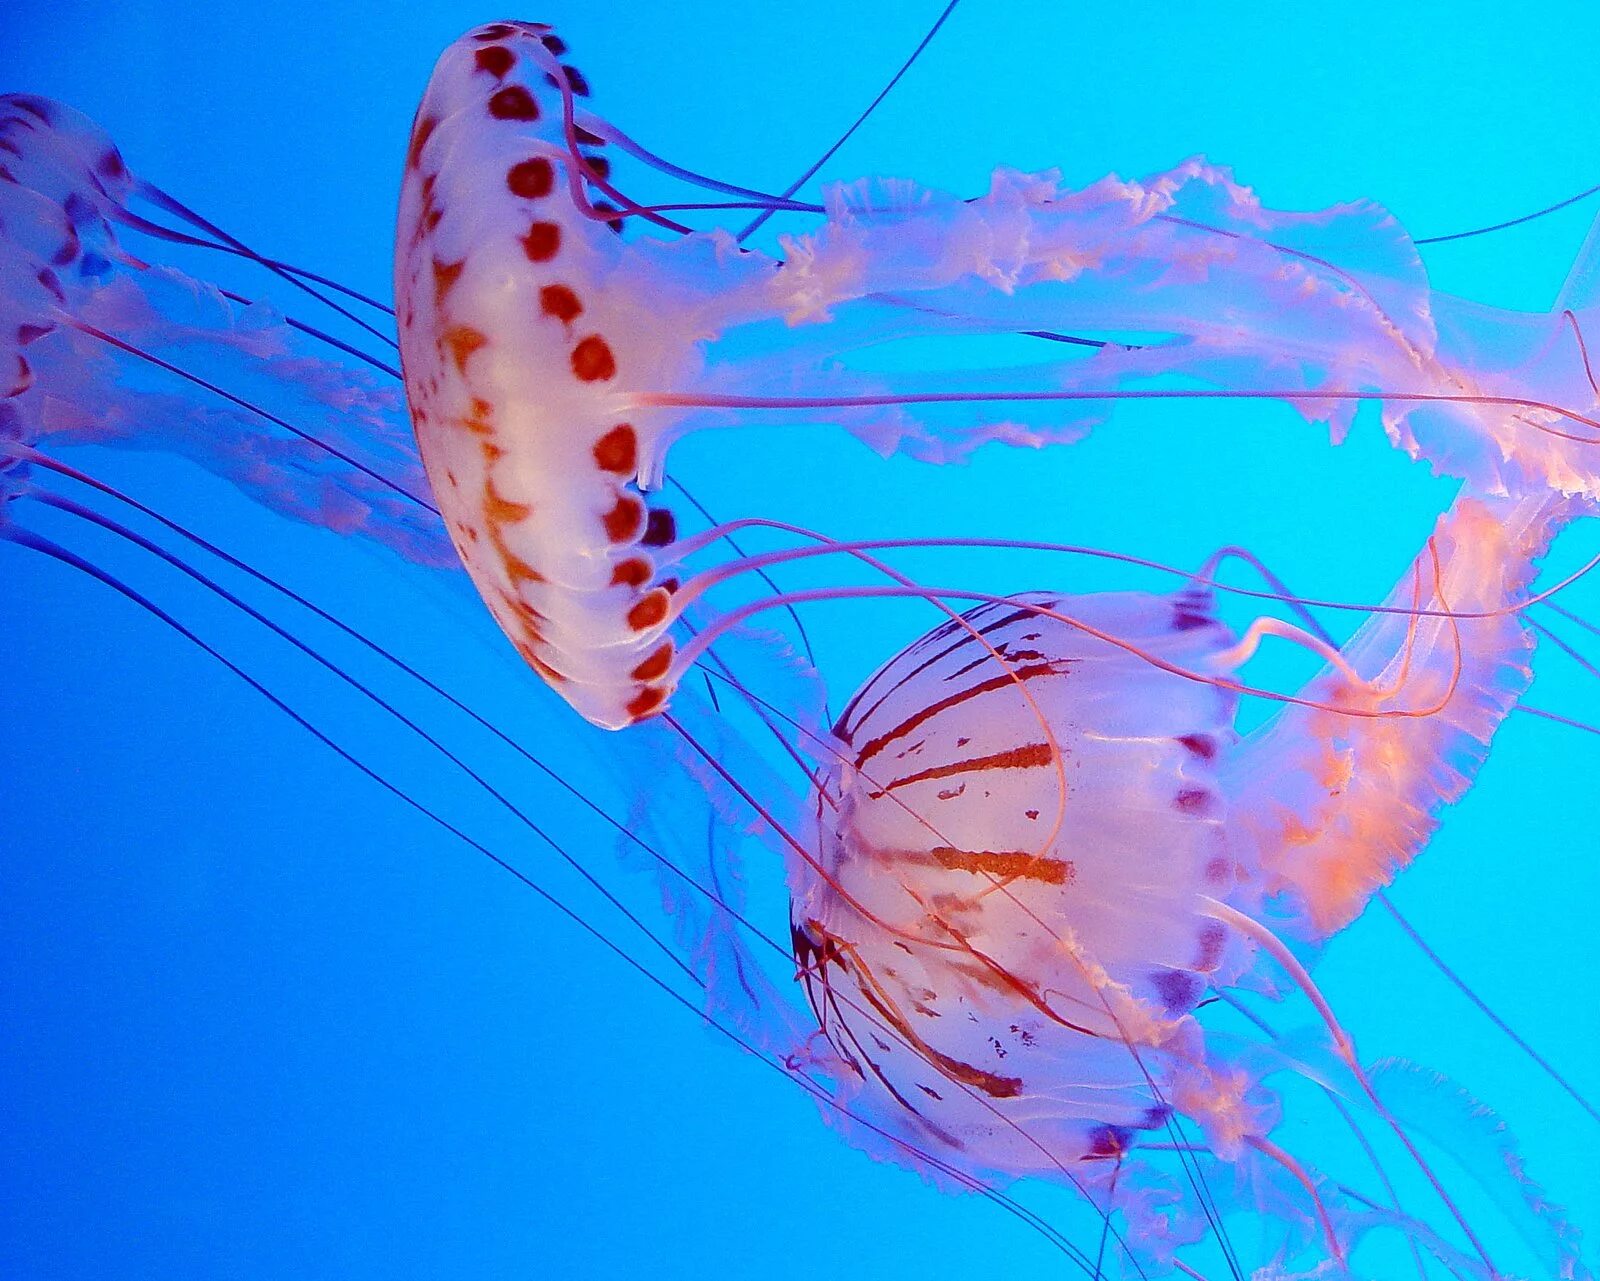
[540,284,583,324]
[627,687,667,721]
[627,589,671,631]
[521,221,560,261]
[488,86,539,120]
[431,257,465,301]
[630,643,674,683]
[407,115,439,169]
[591,424,637,474]
[602,494,644,542]
[571,335,616,381]
[506,157,554,199]
[474,45,515,78]
[610,557,651,588]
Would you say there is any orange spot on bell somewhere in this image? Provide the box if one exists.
[529,653,566,685]
[432,257,466,301]
[443,325,488,373]
[483,478,531,525]
[502,552,544,585]
[501,591,547,627]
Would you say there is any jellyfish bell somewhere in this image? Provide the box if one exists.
[6,11,1600,1280]
[793,485,1584,1274]
[396,22,703,727]
[797,585,1242,1161]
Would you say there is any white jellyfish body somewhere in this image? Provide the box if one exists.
[789,488,1583,1276]
[798,587,1239,1167]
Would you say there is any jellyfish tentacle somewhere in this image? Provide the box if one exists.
[0,119,448,565]
[1203,898,1502,1278]
[573,115,821,213]
[23,483,715,995]
[1195,545,1342,648]
[641,381,1600,484]
[32,443,1138,1220]
[99,203,407,370]
[10,517,1109,1269]
[1377,894,1600,1127]
[514,33,693,237]
[1363,1061,1595,1281]
[66,319,433,509]
[662,518,1600,629]
[1211,617,1363,687]
[130,181,397,349]
[1242,1134,1347,1271]
[734,0,964,243]
[1224,489,1575,940]
[1530,609,1600,688]
[1209,992,1433,1281]
[667,578,1482,723]
[129,181,398,327]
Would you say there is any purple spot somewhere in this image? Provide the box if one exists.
[1139,1103,1173,1130]
[1151,968,1203,1013]
[1087,1124,1132,1156]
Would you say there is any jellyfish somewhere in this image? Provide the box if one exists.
[5,6,1599,1280]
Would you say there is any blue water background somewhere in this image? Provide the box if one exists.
[3,2,1599,1277]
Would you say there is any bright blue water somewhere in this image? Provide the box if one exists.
[3,2,1598,1277]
